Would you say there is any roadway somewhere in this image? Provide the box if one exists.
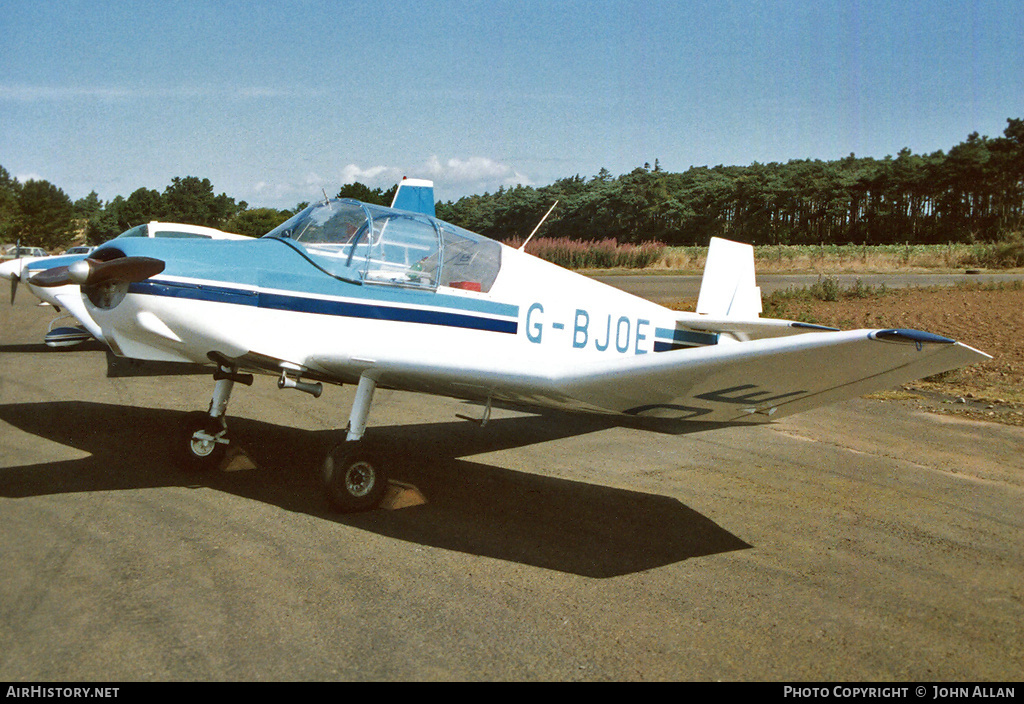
[593,270,1024,304]
[1,291,1022,681]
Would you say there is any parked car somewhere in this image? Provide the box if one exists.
[64,245,96,255]
[1,244,48,260]
[112,222,250,241]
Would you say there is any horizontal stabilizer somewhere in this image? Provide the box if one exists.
[677,314,838,340]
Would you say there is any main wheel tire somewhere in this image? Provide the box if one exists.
[322,442,388,513]
[176,411,228,472]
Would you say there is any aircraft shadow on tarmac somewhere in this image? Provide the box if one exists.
[0,338,111,354]
[0,400,750,578]
[0,343,209,377]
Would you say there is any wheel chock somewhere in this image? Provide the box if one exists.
[221,447,257,472]
[380,481,427,510]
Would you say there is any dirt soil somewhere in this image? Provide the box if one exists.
[678,286,1024,426]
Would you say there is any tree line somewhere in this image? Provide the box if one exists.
[0,172,302,250]
[436,118,1024,247]
[0,171,410,251]
[3,118,1022,251]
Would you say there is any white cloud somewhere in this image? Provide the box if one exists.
[252,180,314,207]
[420,156,532,198]
[338,164,404,186]
[337,156,531,199]
[246,156,533,209]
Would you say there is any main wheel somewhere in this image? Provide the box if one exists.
[322,442,388,513]
[176,410,228,472]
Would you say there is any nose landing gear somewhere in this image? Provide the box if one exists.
[175,361,252,472]
[176,364,392,513]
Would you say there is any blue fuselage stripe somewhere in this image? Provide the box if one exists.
[258,292,518,333]
[128,280,519,334]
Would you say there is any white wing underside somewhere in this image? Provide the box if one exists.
[554,329,989,422]
[340,328,988,424]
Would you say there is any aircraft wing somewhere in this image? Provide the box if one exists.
[554,328,989,422]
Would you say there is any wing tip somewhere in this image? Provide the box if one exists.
[870,328,957,345]
[870,328,992,361]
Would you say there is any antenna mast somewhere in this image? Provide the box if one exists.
[518,201,558,252]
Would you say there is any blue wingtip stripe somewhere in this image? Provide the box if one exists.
[654,341,703,352]
[654,326,719,347]
[871,329,956,345]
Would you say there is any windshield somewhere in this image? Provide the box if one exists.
[266,200,370,245]
[264,199,501,292]
[114,224,215,239]
[116,224,149,238]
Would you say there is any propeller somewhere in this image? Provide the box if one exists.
[1,258,23,304]
[29,256,165,288]
[27,264,70,288]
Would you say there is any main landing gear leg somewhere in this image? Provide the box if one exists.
[322,374,389,512]
[176,363,253,472]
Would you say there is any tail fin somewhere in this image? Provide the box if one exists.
[696,237,762,318]
[391,177,436,217]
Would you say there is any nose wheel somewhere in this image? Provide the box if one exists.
[174,360,250,472]
[176,410,229,471]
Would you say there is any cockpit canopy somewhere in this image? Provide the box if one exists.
[264,200,501,292]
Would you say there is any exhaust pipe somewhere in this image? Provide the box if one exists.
[278,371,323,398]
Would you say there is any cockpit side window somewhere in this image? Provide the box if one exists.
[437,223,501,292]
[361,212,440,288]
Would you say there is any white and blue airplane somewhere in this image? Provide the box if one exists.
[26,178,990,512]
[2,221,249,347]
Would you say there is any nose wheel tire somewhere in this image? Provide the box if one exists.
[322,442,388,513]
[176,411,228,472]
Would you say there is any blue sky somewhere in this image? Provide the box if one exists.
[2,0,1023,210]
